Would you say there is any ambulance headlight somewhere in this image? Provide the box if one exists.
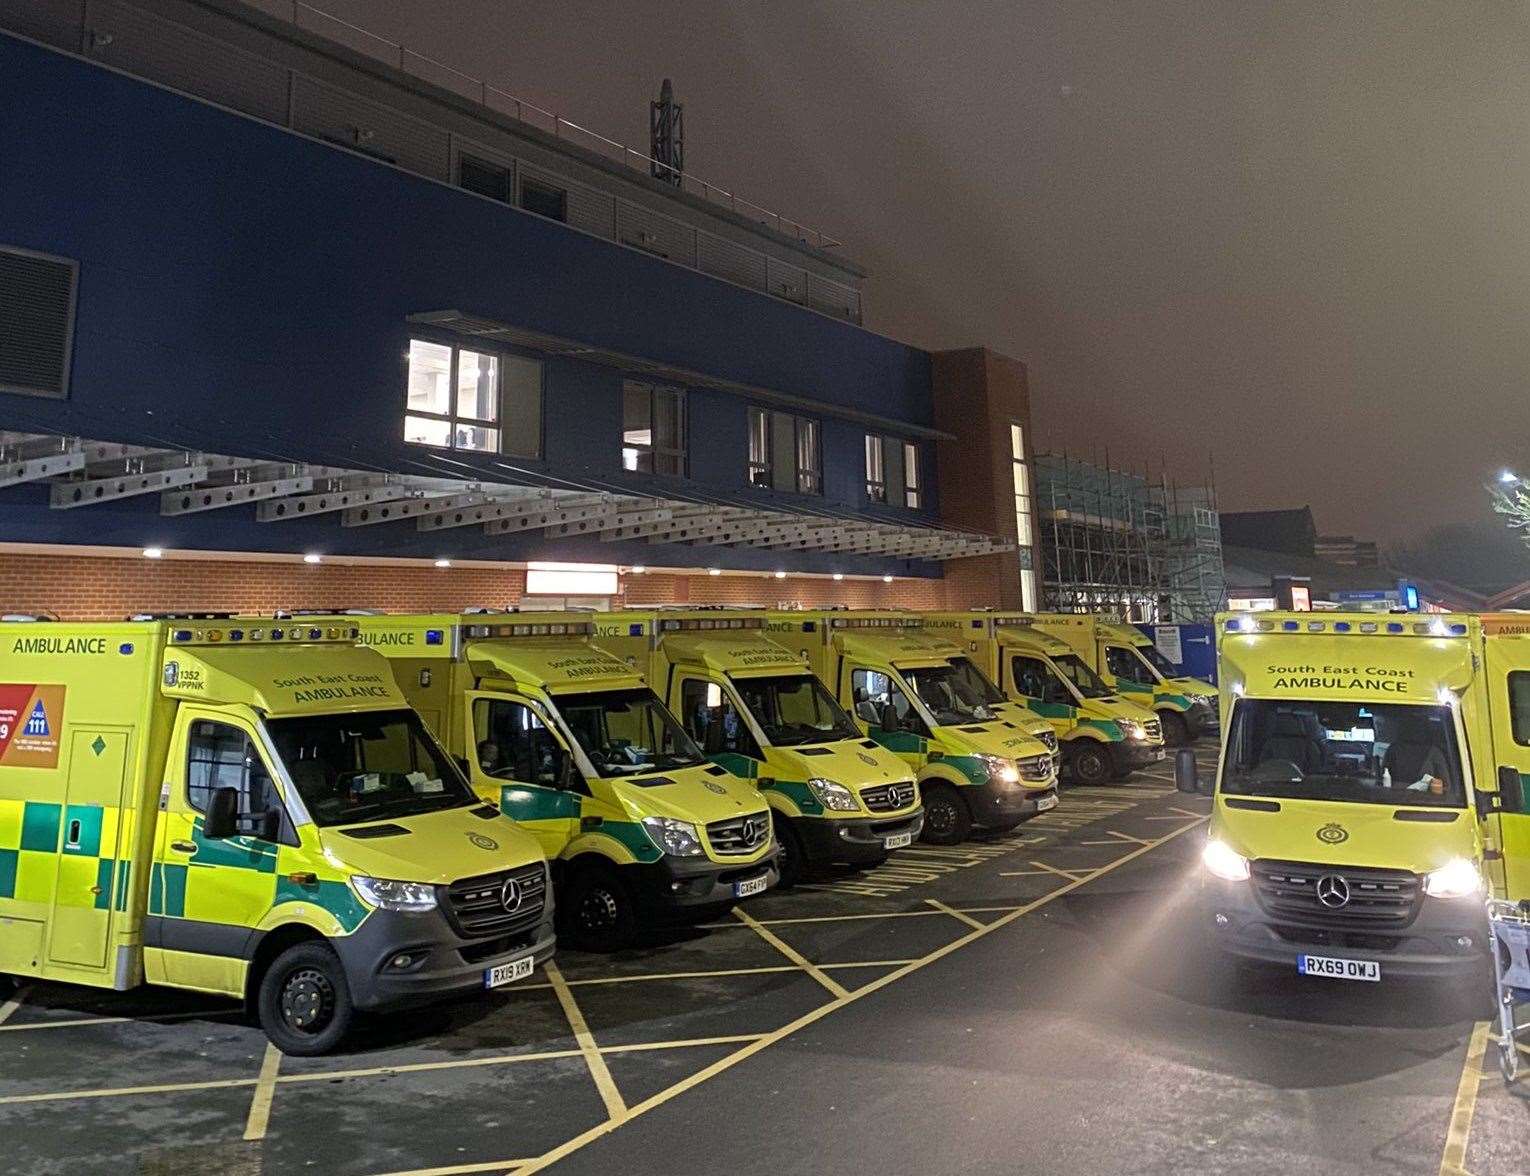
[352,876,438,913]
[1423,858,1482,899]
[1188,694,1212,706]
[977,755,1021,784]
[806,777,861,811]
[1201,839,1250,882]
[1117,719,1147,741]
[642,816,704,857]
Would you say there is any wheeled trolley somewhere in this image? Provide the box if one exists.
[1487,898,1530,1084]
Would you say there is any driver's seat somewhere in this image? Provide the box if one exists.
[1261,712,1322,772]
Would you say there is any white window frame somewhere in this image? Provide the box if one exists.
[864,433,919,508]
[404,337,543,459]
[749,407,822,495]
[623,381,688,476]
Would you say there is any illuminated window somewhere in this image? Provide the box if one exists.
[404,339,542,458]
[748,408,821,494]
[623,382,687,476]
[864,434,920,507]
[1011,423,1036,610]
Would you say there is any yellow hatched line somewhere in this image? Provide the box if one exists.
[1439,1020,1489,1176]
[0,1008,237,1033]
[924,899,984,930]
[370,1162,530,1176]
[242,1042,282,1142]
[732,908,849,998]
[1015,861,1088,881]
[514,816,1209,1175]
[0,986,31,1027]
[547,961,627,1124]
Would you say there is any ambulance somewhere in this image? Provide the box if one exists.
[920,612,1166,784]
[0,616,553,1055]
[592,610,923,887]
[763,611,1059,844]
[1024,613,1217,745]
[330,612,778,950]
[1181,611,1530,983]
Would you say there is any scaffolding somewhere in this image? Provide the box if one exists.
[1034,453,1225,623]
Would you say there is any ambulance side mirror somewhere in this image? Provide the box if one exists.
[1175,748,1208,795]
[202,787,239,839]
[1497,765,1524,815]
[879,703,900,733]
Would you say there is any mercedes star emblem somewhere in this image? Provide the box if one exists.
[1315,874,1351,909]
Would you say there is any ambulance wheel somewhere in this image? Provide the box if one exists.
[1070,744,1112,786]
[920,784,971,845]
[1159,711,1190,747]
[258,942,354,1057]
[773,819,805,890]
[561,863,637,952]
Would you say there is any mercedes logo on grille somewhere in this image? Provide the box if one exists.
[1316,874,1351,909]
[499,877,523,913]
[744,816,768,844]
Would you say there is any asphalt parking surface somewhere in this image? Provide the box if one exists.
[2,745,1525,1175]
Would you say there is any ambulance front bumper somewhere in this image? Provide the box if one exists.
[967,782,1058,827]
[797,809,924,864]
[333,905,557,1011]
[1203,877,1489,979]
[1110,741,1165,774]
[628,849,780,917]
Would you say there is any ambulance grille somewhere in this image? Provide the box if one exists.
[1250,859,1420,928]
[1019,755,1054,783]
[861,780,917,813]
[1143,718,1163,742]
[706,812,772,855]
[444,863,547,939]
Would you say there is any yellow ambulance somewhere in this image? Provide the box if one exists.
[334,612,778,950]
[1181,611,1530,984]
[0,616,553,1055]
[921,612,1166,785]
[764,611,1059,843]
[592,610,923,886]
[1025,613,1217,745]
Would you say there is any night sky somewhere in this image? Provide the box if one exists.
[265,2,1530,545]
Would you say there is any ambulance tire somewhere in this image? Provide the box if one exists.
[561,863,637,952]
[1159,711,1190,747]
[257,941,354,1057]
[1069,744,1112,786]
[773,819,805,890]
[919,783,971,845]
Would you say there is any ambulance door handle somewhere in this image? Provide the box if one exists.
[170,840,197,855]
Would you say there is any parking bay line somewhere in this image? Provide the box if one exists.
[242,1042,281,1142]
[732,908,850,998]
[0,986,31,1027]
[0,1034,768,1107]
[547,961,627,1124]
[1438,1020,1490,1176]
[0,1008,240,1033]
[923,899,984,930]
[513,815,1210,1176]
[511,960,918,993]
[1002,861,1090,882]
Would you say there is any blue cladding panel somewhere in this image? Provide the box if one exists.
[0,33,941,574]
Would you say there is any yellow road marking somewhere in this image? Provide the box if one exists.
[242,1042,281,1142]
[517,960,918,992]
[0,1008,237,1032]
[515,816,1209,1175]
[0,1034,763,1105]
[1022,860,1089,881]
[924,898,985,930]
[1439,1020,1490,1176]
[732,908,850,998]
[1169,806,1205,818]
[0,986,31,1027]
[547,961,627,1123]
[1104,830,1151,846]
[368,1162,529,1176]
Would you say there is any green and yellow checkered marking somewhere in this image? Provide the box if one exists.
[0,799,133,911]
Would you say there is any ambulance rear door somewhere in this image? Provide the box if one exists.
[1482,640,1530,900]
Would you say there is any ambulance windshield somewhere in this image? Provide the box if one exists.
[1053,654,1113,699]
[267,708,476,826]
[900,663,997,725]
[1222,700,1465,808]
[731,674,860,746]
[1137,644,1179,678]
[945,657,1008,707]
[555,688,706,777]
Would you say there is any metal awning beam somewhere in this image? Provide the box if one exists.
[421,490,606,532]
[482,495,650,536]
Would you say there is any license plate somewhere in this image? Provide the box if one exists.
[1036,792,1058,812]
[484,955,535,989]
[1297,954,1380,982]
[734,874,769,899]
[883,831,913,850]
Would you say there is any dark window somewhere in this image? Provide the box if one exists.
[1510,672,1530,746]
[186,721,280,818]
[520,177,567,223]
[623,381,686,476]
[681,678,761,759]
[850,668,925,736]
[1012,656,1072,706]
[0,245,77,399]
[1105,646,1144,682]
[459,154,512,203]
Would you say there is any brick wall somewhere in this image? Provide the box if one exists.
[0,554,1003,620]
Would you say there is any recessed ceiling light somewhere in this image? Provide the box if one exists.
[882,574,894,583]
[303,553,322,564]
[630,565,646,574]
[707,568,721,576]
[434,559,451,568]
[774,570,787,579]
[832,573,844,581]
[141,547,163,559]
